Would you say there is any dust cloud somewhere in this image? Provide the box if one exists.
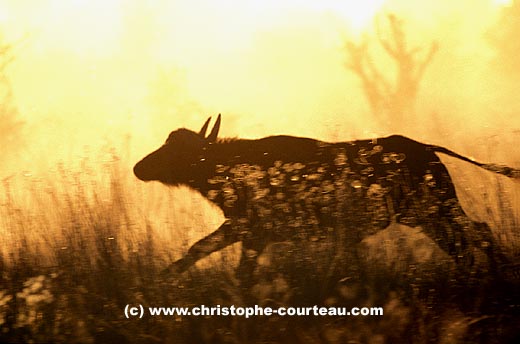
[0,0,518,176]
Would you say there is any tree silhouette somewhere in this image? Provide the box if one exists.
[345,14,438,131]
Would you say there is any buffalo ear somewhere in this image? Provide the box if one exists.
[199,117,212,138]
[206,114,221,143]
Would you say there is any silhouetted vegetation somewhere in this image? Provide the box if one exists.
[345,14,438,131]
[0,4,519,342]
[1,150,519,343]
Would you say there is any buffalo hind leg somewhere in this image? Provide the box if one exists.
[420,198,507,276]
[443,198,508,274]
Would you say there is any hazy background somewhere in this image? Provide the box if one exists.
[1,4,519,341]
[0,0,519,177]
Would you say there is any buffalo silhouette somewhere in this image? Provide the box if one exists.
[134,115,514,283]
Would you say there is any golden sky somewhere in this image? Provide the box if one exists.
[0,0,517,172]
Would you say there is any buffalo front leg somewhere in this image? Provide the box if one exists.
[162,222,240,275]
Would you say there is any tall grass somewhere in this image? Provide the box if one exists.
[0,153,214,343]
[0,149,518,343]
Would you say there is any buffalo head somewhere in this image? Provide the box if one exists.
[133,114,221,187]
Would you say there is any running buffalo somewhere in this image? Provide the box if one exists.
[134,115,515,281]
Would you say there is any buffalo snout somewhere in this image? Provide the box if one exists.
[133,160,152,181]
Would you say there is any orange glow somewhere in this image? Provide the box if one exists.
[0,0,518,173]
[1,4,519,340]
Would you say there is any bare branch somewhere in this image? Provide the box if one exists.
[387,14,406,57]
[376,15,398,58]
[415,41,439,83]
[365,55,392,95]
